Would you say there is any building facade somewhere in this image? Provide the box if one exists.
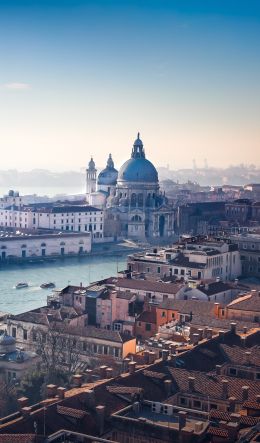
[86,134,175,241]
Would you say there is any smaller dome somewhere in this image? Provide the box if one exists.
[0,331,15,346]
[97,154,118,186]
[88,157,96,171]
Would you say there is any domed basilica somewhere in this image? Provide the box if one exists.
[86,134,174,240]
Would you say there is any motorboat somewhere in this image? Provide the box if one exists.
[15,282,29,289]
[40,282,56,289]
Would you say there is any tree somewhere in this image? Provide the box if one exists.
[35,323,81,380]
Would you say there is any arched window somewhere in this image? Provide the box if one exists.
[21,244,27,248]
[1,246,7,249]
[131,193,137,207]
[60,241,66,246]
[137,193,143,207]
[41,242,46,247]
[131,215,142,222]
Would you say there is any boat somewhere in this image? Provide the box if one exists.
[40,282,56,289]
[15,282,29,289]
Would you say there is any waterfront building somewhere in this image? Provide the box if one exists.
[0,204,104,242]
[0,230,91,261]
[127,236,241,281]
[86,134,175,241]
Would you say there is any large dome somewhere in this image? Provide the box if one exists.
[118,133,158,183]
[97,154,118,186]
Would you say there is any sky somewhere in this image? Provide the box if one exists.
[0,0,260,171]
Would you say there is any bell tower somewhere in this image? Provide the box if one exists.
[86,157,97,197]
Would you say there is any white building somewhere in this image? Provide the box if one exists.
[0,230,91,260]
[0,204,104,242]
[127,238,241,281]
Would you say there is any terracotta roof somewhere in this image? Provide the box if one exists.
[243,401,260,410]
[143,370,166,380]
[0,435,37,443]
[208,426,229,438]
[158,299,215,316]
[220,343,260,367]
[106,386,143,395]
[57,405,87,419]
[116,278,183,295]
[227,292,260,312]
[167,367,260,402]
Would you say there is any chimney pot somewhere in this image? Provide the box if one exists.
[242,386,249,402]
[46,384,57,398]
[230,322,237,334]
[99,365,108,379]
[106,367,114,378]
[149,351,156,364]
[188,376,195,392]
[96,405,105,435]
[245,351,251,365]
[164,379,172,396]
[129,361,136,374]
[216,365,222,375]
[178,411,187,430]
[57,387,66,400]
[72,374,83,387]
[18,397,29,409]
[222,379,229,399]
[162,349,169,361]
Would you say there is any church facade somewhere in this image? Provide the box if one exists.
[86,134,175,241]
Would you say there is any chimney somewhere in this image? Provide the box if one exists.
[96,405,105,435]
[207,329,213,339]
[230,322,237,334]
[46,384,57,398]
[256,395,260,404]
[216,365,222,375]
[178,411,187,430]
[18,397,29,409]
[222,379,229,399]
[234,278,238,286]
[129,361,136,375]
[192,333,199,346]
[243,326,247,334]
[242,386,250,402]
[227,422,239,441]
[229,397,236,413]
[188,377,195,392]
[100,365,108,379]
[84,389,95,409]
[123,358,131,372]
[164,379,172,397]
[230,413,240,423]
[197,329,203,341]
[21,406,32,417]
[170,344,176,355]
[241,336,246,347]
[106,367,114,379]
[162,349,169,361]
[72,374,83,387]
[133,401,140,415]
[143,350,150,364]
[216,276,220,282]
[149,351,156,364]
[245,351,251,365]
[57,387,66,400]
[85,369,93,382]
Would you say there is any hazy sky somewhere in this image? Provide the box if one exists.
[0,0,260,171]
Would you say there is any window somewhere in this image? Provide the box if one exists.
[193,400,201,409]
[32,330,37,341]
[145,323,151,331]
[23,330,28,340]
[157,267,161,274]
[210,403,218,410]
[180,269,185,276]
[171,312,175,319]
[174,268,178,275]
[180,397,187,406]
[162,311,166,318]
[12,327,16,338]
[229,368,237,376]
[147,267,150,273]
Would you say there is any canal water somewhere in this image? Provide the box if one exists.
[0,254,128,315]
